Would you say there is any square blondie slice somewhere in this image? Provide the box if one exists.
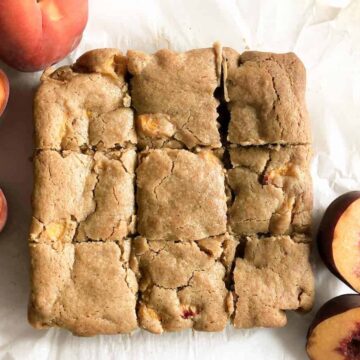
[131,235,237,333]
[127,47,221,149]
[232,235,314,328]
[136,149,227,241]
[224,48,310,145]
[29,240,138,335]
[34,49,136,151]
[227,144,312,236]
[30,149,136,244]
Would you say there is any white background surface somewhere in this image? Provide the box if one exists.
[0,0,359,359]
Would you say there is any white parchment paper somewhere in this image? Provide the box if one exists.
[0,0,359,359]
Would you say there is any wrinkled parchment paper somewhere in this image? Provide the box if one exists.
[0,0,359,359]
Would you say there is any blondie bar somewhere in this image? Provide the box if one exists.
[136,149,227,241]
[128,48,221,149]
[29,241,137,336]
[232,235,314,328]
[30,149,136,244]
[132,235,236,333]
[227,144,312,235]
[224,48,311,145]
[34,49,136,151]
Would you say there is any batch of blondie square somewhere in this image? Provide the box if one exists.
[28,43,314,336]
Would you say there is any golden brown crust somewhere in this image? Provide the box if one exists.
[232,235,314,328]
[73,48,128,77]
[224,48,311,145]
[128,48,221,149]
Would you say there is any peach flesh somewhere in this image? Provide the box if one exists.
[307,295,360,360]
[307,311,360,359]
[333,198,360,291]
[317,192,360,292]
[336,325,360,359]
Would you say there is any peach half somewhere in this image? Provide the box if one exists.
[307,294,360,360]
[317,191,360,292]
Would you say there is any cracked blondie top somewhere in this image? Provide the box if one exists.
[127,48,222,149]
[34,49,136,151]
[29,47,314,336]
[233,235,314,328]
[30,149,136,244]
[131,235,237,333]
[224,48,311,145]
[136,149,227,241]
[227,144,312,236]
[29,241,138,336]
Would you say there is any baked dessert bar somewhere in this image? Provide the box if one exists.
[127,48,221,149]
[30,149,136,244]
[132,235,237,333]
[34,49,136,151]
[232,235,314,328]
[29,46,314,336]
[227,144,312,236]
[136,149,227,241]
[29,241,137,336]
[223,48,310,145]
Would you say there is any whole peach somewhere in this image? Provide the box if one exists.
[0,0,88,71]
